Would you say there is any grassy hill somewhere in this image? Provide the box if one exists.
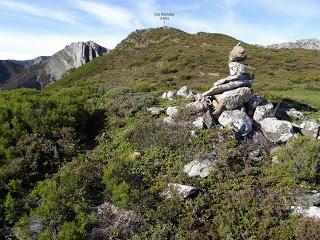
[0,28,320,239]
[48,27,320,108]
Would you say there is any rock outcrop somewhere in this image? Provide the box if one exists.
[266,38,320,51]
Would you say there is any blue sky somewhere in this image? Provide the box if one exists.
[1,0,320,59]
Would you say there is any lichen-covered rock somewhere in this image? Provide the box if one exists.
[218,110,253,136]
[260,118,294,143]
[253,101,274,122]
[215,87,252,110]
[286,108,308,121]
[177,86,190,97]
[163,183,198,199]
[203,111,213,129]
[166,106,181,118]
[186,101,207,112]
[246,95,265,110]
[229,61,249,76]
[183,152,217,178]
[301,120,320,139]
[166,91,177,100]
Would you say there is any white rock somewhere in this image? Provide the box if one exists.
[177,86,190,97]
[291,206,320,219]
[195,93,204,102]
[186,93,196,101]
[193,117,204,129]
[163,183,198,199]
[161,92,167,99]
[229,61,249,76]
[166,106,181,118]
[202,79,252,97]
[183,158,215,178]
[218,110,253,136]
[146,107,165,115]
[260,118,295,143]
[301,120,320,139]
[163,116,175,125]
[215,87,252,110]
[253,101,274,122]
[286,108,308,121]
[167,91,176,100]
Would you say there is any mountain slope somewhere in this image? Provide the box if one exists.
[0,60,24,84]
[1,41,109,90]
[267,38,320,50]
[8,56,50,67]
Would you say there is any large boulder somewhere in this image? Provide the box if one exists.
[215,87,253,110]
[163,183,198,199]
[183,152,217,178]
[301,120,320,139]
[253,101,274,122]
[218,110,253,136]
[260,118,295,143]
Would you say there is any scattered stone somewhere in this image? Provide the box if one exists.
[161,92,167,99]
[292,206,320,219]
[215,87,253,110]
[166,106,181,118]
[301,120,320,139]
[218,109,253,136]
[203,111,213,129]
[186,93,196,101]
[177,86,190,97]
[183,152,217,178]
[163,183,198,199]
[131,151,142,160]
[260,118,294,143]
[253,101,274,122]
[29,216,45,236]
[146,107,165,116]
[292,191,320,220]
[270,146,281,164]
[163,116,175,125]
[167,91,176,100]
[286,108,308,121]
[193,116,204,129]
[195,93,204,102]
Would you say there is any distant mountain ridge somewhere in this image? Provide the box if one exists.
[0,41,109,89]
[266,38,320,50]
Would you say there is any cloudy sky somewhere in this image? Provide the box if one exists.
[1,0,320,59]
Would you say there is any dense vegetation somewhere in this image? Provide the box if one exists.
[0,28,320,239]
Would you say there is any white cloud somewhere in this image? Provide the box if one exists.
[0,31,123,60]
[72,0,142,29]
[0,0,77,24]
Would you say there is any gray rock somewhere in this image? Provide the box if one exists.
[166,106,181,118]
[286,108,308,121]
[301,120,320,139]
[193,116,204,129]
[218,110,253,136]
[215,87,253,110]
[260,118,295,143]
[146,107,165,115]
[183,152,217,178]
[229,61,249,76]
[186,93,196,101]
[202,79,252,97]
[292,191,320,219]
[253,101,274,122]
[266,38,320,51]
[163,183,198,199]
[246,95,265,110]
[229,43,246,62]
[203,111,213,129]
[46,41,109,81]
[163,116,175,125]
[177,86,190,97]
[166,91,177,100]
[213,74,249,87]
[29,216,45,235]
[186,101,207,112]
[195,93,204,102]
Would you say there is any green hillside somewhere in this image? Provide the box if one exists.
[0,28,320,239]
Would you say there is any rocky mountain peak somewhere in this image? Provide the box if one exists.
[266,38,320,50]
